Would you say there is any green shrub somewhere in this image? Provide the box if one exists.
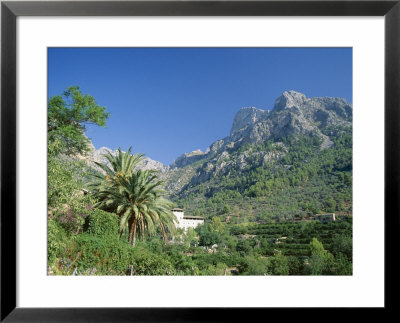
[199,263,228,275]
[48,218,69,266]
[130,246,176,275]
[66,234,175,275]
[239,256,270,275]
[74,234,132,275]
[236,240,252,256]
[269,252,290,275]
[333,252,352,275]
[87,209,118,238]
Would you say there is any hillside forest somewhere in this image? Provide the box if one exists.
[48,87,352,276]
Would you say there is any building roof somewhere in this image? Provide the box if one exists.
[172,208,184,212]
[183,215,204,220]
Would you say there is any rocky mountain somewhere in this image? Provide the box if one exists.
[84,91,352,200]
[171,149,209,168]
[225,91,349,153]
[169,91,351,170]
[157,91,352,195]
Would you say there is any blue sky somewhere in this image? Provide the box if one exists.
[48,48,352,165]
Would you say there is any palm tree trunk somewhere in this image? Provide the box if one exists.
[132,217,137,247]
[140,215,145,240]
[128,217,134,244]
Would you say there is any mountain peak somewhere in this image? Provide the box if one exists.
[273,90,307,111]
[230,107,268,136]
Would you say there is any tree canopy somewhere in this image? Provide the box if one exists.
[48,86,110,156]
[89,148,177,246]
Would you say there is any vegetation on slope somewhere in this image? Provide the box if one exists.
[175,128,352,223]
[48,87,177,274]
[48,87,352,276]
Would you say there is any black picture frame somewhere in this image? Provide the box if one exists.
[1,0,399,321]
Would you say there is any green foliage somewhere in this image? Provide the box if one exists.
[130,245,176,275]
[47,87,353,275]
[239,256,270,275]
[87,209,119,238]
[73,234,131,274]
[91,146,145,179]
[89,148,176,246]
[334,253,352,275]
[48,219,70,266]
[209,217,225,233]
[229,225,248,235]
[287,256,304,275]
[309,237,325,254]
[176,130,352,222]
[269,252,290,275]
[48,86,110,156]
[50,214,352,275]
[196,224,222,247]
[164,245,200,275]
[183,228,199,251]
[63,234,176,275]
[48,155,95,235]
[329,234,353,260]
[236,240,252,256]
[307,238,335,275]
[200,263,228,275]
[222,204,231,214]
[48,156,79,208]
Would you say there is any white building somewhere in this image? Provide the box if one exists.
[172,208,204,232]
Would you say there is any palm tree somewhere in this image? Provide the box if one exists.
[89,148,176,246]
[88,146,144,211]
[92,146,144,181]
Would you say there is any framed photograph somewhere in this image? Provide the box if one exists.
[1,0,398,321]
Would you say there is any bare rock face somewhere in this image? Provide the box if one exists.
[138,157,169,173]
[230,107,268,136]
[209,140,224,154]
[273,90,308,111]
[271,91,352,129]
[224,90,351,151]
[172,149,207,168]
[90,146,115,164]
